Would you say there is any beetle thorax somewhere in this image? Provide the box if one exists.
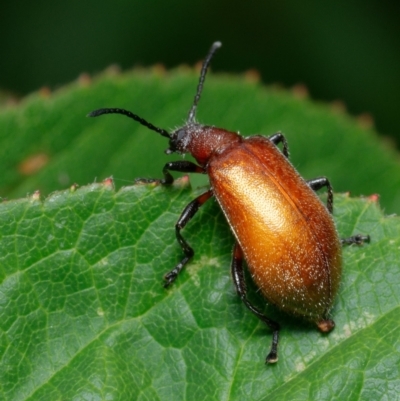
[169,123,242,166]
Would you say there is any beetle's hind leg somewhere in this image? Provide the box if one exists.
[135,160,206,185]
[341,234,370,245]
[231,242,280,364]
[164,189,213,287]
[307,177,333,213]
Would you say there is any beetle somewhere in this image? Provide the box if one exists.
[88,41,369,363]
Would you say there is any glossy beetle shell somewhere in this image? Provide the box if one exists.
[208,135,342,323]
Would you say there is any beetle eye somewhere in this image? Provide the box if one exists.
[168,128,188,153]
[176,128,186,142]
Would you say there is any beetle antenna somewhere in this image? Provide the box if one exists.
[187,41,222,124]
[87,108,170,138]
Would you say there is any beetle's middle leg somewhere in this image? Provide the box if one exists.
[307,177,333,213]
[307,178,370,245]
[231,242,280,364]
[164,189,213,287]
[268,132,289,158]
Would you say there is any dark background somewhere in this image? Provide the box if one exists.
[1,0,399,146]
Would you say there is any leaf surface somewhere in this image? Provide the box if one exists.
[0,181,398,400]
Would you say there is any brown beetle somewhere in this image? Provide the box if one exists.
[88,42,369,363]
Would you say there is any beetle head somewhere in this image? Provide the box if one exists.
[167,41,223,156]
[167,122,241,166]
[165,124,199,155]
[87,42,222,162]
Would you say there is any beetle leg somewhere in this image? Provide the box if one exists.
[307,180,371,245]
[341,234,370,245]
[135,160,205,185]
[164,189,213,287]
[231,242,280,364]
[268,132,289,158]
[307,177,333,213]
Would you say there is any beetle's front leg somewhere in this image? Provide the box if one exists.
[164,190,213,287]
[135,161,205,185]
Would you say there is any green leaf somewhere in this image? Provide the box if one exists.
[0,181,398,401]
[0,68,399,400]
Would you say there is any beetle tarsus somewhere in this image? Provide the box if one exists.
[341,234,370,245]
[266,351,278,364]
[134,177,163,185]
[163,255,193,287]
[163,268,180,287]
[265,328,279,363]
